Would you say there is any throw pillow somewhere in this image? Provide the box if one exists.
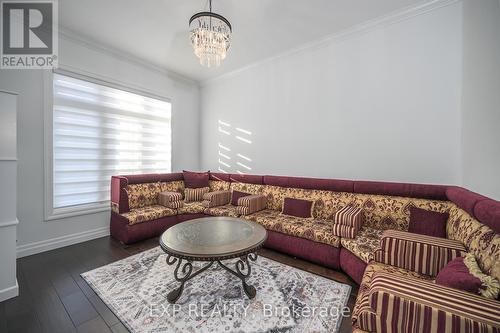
[184,187,210,202]
[183,170,209,189]
[158,191,183,208]
[231,190,251,206]
[332,206,364,238]
[436,253,500,299]
[281,197,314,218]
[408,206,449,238]
[334,205,364,226]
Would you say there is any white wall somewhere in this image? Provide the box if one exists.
[0,34,200,256]
[200,2,463,185]
[0,91,18,301]
[461,0,500,200]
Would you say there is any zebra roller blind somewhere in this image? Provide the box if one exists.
[52,73,171,209]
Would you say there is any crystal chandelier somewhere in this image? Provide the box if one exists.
[189,0,232,67]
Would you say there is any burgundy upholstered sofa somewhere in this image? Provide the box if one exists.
[110,172,500,332]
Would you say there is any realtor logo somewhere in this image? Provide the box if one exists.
[1,0,58,68]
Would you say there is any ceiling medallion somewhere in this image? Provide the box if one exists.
[189,0,232,68]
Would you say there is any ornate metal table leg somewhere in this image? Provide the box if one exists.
[165,254,213,303]
[218,252,258,299]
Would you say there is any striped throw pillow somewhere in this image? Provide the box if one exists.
[184,187,210,202]
[334,205,364,227]
[333,206,364,238]
[158,191,183,205]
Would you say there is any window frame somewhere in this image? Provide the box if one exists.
[43,68,173,221]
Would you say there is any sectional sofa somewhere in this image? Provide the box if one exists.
[110,172,500,332]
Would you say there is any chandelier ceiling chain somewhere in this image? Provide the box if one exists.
[189,0,232,68]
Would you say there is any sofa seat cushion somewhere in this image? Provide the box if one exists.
[242,209,340,247]
[204,204,240,217]
[241,208,281,223]
[341,226,384,263]
[121,205,177,225]
[352,262,433,331]
[177,201,206,215]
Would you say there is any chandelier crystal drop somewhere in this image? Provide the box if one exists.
[189,0,231,68]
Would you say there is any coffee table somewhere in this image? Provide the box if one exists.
[159,216,267,303]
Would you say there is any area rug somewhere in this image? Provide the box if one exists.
[81,247,351,333]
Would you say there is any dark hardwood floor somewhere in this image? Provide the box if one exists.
[0,236,358,333]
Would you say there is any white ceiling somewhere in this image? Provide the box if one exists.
[60,0,427,82]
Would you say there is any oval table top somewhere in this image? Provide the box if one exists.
[160,217,267,260]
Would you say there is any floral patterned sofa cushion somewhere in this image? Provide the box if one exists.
[261,185,353,220]
[126,183,162,209]
[447,205,500,281]
[241,209,281,227]
[204,204,240,218]
[242,209,341,247]
[177,201,205,215]
[160,180,185,194]
[230,182,266,194]
[126,181,185,209]
[340,226,385,263]
[352,262,433,331]
[121,205,177,225]
[209,180,231,192]
[350,194,452,231]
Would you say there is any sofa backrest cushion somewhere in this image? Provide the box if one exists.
[230,182,266,195]
[261,185,353,220]
[126,182,161,209]
[126,181,184,209]
[350,194,452,231]
[209,180,231,192]
[447,204,500,281]
[160,181,184,194]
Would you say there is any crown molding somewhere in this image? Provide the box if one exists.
[58,28,199,87]
[201,0,462,87]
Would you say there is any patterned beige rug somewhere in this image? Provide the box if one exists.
[82,247,351,333]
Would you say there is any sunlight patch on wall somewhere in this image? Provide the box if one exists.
[217,120,253,174]
[237,153,251,162]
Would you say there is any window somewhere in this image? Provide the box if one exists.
[51,73,171,213]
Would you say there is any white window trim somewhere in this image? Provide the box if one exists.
[43,67,173,221]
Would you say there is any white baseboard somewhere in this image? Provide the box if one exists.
[16,226,110,258]
[0,280,19,302]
